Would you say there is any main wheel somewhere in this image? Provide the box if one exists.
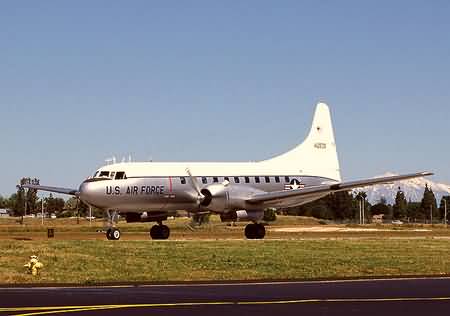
[254,224,266,239]
[159,225,170,239]
[150,225,170,240]
[245,223,266,239]
[245,223,256,239]
[150,225,160,239]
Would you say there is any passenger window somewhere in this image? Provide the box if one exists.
[115,172,125,180]
[285,176,290,183]
[224,177,229,182]
[245,176,250,183]
[202,177,207,184]
[255,176,260,183]
[234,177,240,183]
[213,177,219,183]
[275,176,280,183]
[265,176,270,183]
[180,177,186,184]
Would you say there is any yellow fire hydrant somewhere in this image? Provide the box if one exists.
[24,255,44,276]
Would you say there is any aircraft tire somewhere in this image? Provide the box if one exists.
[255,224,266,239]
[150,225,170,240]
[150,225,160,239]
[160,225,170,239]
[245,223,266,239]
[106,228,113,240]
[245,223,256,239]
[111,228,121,240]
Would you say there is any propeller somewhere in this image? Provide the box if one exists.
[185,168,205,204]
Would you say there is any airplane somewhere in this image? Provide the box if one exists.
[22,102,432,240]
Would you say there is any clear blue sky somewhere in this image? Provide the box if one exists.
[1,1,449,196]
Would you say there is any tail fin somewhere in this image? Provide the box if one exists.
[260,102,341,181]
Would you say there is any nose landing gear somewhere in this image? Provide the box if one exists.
[244,223,266,239]
[106,227,121,240]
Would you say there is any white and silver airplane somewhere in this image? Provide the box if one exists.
[22,102,432,240]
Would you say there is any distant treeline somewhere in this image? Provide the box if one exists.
[282,184,449,223]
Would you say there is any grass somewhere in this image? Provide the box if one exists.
[1,216,450,285]
[1,239,450,285]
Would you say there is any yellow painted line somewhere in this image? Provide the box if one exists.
[13,306,120,316]
[5,297,450,316]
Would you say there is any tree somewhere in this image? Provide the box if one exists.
[370,196,391,221]
[407,201,422,222]
[420,184,438,222]
[0,195,6,208]
[65,197,89,218]
[328,191,357,220]
[44,194,65,216]
[393,187,408,220]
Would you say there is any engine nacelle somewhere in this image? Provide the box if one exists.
[200,183,263,213]
[220,210,264,222]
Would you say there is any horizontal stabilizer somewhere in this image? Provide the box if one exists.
[20,184,79,196]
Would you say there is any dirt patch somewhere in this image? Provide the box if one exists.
[270,226,432,233]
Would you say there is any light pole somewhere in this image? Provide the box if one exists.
[359,197,362,225]
[41,198,44,225]
[444,198,447,228]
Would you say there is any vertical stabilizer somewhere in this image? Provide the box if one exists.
[260,102,341,181]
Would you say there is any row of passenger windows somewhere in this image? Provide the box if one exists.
[94,171,127,180]
[180,176,293,185]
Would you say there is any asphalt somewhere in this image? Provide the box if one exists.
[1,278,450,315]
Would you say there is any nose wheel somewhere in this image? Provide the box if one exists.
[245,223,266,239]
[150,224,170,240]
[106,227,121,240]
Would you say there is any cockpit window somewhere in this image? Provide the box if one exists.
[110,172,116,179]
[99,171,110,177]
[93,171,99,178]
[115,172,126,180]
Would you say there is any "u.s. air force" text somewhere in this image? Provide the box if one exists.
[105,186,165,195]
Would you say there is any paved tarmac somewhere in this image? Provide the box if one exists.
[1,277,450,315]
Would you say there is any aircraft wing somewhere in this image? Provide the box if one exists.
[20,184,79,196]
[246,172,433,208]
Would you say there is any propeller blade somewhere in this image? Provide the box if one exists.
[185,168,205,201]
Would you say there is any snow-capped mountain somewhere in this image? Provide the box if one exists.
[353,172,450,205]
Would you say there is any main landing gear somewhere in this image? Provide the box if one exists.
[150,222,170,240]
[245,223,266,239]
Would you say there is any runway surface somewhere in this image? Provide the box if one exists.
[1,277,450,315]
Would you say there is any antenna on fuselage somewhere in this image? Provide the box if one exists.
[105,156,116,165]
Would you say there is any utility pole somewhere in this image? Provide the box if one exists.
[359,198,362,225]
[444,199,447,228]
[362,196,365,225]
[41,198,44,225]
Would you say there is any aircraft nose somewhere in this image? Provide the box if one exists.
[78,180,95,204]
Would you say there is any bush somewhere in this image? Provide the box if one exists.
[263,208,277,222]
